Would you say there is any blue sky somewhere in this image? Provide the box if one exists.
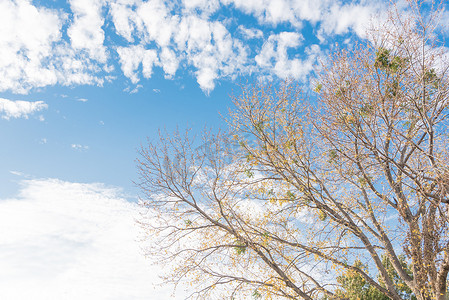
[0,0,387,198]
[0,0,437,298]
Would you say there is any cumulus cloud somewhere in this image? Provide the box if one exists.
[0,98,47,120]
[117,45,145,83]
[177,17,248,91]
[0,178,184,299]
[222,0,300,27]
[0,0,61,93]
[0,0,107,94]
[0,0,385,94]
[160,47,180,78]
[182,0,220,15]
[67,0,107,62]
[137,0,179,47]
[318,1,384,39]
[116,45,159,83]
[255,32,322,81]
[224,0,381,33]
[108,0,138,42]
[115,7,249,92]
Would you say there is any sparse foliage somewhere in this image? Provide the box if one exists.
[137,1,449,299]
[333,255,415,300]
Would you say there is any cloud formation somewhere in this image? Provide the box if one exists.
[0,98,47,120]
[68,0,107,63]
[255,32,322,80]
[0,0,386,94]
[0,178,184,299]
[0,0,106,94]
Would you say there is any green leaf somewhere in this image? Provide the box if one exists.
[252,289,262,299]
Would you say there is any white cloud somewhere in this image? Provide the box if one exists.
[160,47,179,78]
[318,2,383,39]
[176,16,249,91]
[223,0,381,33]
[238,25,264,39]
[0,0,61,93]
[196,67,218,92]
[0,0,385,94]
[117,45,160,83]
[130,84,143,94]
[255,32,321,80]
[142,50,159,78]
[0,178,184,300]
[222,0,288,25]
[0,0,108,94]
[9,170,24,176]
[290,0,324,23]
[67,0,107,62]
[71,144,89,151]
[0,98,47,120]
[182,0,220,15]
[137,0,178,47]
[109,0,139,42]
[117,45,145,84]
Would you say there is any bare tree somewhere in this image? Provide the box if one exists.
[137,2,449,299]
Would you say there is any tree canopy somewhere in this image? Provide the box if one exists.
[137,1,449,299]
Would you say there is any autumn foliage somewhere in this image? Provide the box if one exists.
[137,2,449,299]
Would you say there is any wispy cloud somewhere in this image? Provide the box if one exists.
[238,25,264,39]
[0,98,47,120]
[130,84,143,94]
[71,144,89,151]
[9,170,24,176]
